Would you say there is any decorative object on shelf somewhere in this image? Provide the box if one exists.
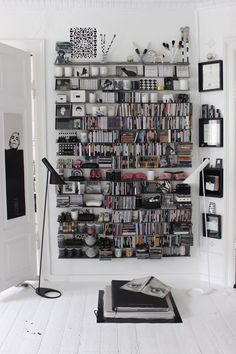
[70,27,97,59]
[199,104,223,148]
[127,55,134,63]
[100,33,116,62]
[206,52,216,60]
[202,213,222,239]
[183,158,215,296]
[198,60,223,92]
[36,158,65,298]
[147,50,164,63]
[199,161,223,198]
[132,42,149,63]
[63,182,76,194]
[55,42,72,64]
[208,202,216,214]
[180,26,190,63]
[162,40,182,63]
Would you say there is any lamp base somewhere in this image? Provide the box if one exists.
[35,287,62,298]
[187,287,215,297]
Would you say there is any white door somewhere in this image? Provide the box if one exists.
[0,42,37,292]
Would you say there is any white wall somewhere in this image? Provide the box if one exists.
[197,5,236,285]
[0,4,217,284]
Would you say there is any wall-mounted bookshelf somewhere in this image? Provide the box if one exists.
[54,61,193,260]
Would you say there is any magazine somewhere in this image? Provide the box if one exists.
[120,276,171,299]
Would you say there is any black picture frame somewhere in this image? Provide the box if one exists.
[198,60,223,92]
[202,213,222,239]
[56,104,71,117]
[55,78,71,90]
[200,167,223,198]
[199,118,223,147]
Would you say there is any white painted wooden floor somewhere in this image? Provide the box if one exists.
[0,280,236,354]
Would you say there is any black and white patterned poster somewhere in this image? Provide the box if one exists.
[70,27,97,59]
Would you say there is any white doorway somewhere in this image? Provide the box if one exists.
[0,40,47,282]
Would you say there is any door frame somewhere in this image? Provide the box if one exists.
[0,39,49,281]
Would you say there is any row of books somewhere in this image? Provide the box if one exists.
[57,195,83,208]
[78,79,98,90]
[111,156,187,169]
[112,234,193,249]
[76,111,192,130]
[114,102,192,115]
[104,196,137,210]
[139,208,192,222]
[85,129,192,144]
[109,181,143,196]
[103,222,192,236]
[62,142,192,157]
[56,155,191,170]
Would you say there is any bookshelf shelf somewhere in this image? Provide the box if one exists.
[54,58,193,260]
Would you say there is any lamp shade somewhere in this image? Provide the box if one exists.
[183,159,210,185]
[42,158,65,185]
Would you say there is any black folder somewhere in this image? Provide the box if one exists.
[111,280,169,311]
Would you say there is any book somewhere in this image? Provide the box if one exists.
[111,280,170,312]
[120,276,171,298]
[105,286,175,319]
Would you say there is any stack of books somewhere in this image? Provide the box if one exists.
[102,277,175,320]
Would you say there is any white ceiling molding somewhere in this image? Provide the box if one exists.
[0,0,236,10]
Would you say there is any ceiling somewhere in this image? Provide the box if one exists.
[0,0,236,9]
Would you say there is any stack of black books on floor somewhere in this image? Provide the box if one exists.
[96,276,182,323]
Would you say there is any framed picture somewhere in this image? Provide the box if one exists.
[100,79,114,90]
[63,182,76,194]
[202,213,222,239]
[116,66,138,77]
[73,66,89,77]
[200,167,223,198]
[199,118,223,147]
[198,60,223,92]
[56,94,67,103]
[55,78,71,90]
[72,104,85,117]
[56,104,71,117]
[70,90,86,102]
[4,113,26,219]
[73,118,82,129]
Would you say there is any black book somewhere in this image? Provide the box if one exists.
[111,280,170,312]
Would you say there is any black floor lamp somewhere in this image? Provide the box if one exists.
[35,158,65,298]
